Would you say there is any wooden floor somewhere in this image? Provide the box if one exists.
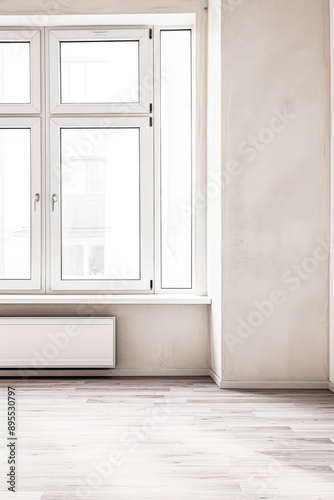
[0,378,333,499]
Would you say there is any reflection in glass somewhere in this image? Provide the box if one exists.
[0,129,31,279]
[61,128,140,280]
[0,43,30,103]
[60,41,139,104]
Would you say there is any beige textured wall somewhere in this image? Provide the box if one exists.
[0,0,330,382]
[221,0,330,381]
[207,0,222,381]
[0,0,204,15]
[0,305,210,374]
[329,0,334,387]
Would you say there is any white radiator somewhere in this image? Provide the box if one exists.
[0,317,116,368]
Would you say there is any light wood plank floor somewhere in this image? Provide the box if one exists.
[0,377,333,499]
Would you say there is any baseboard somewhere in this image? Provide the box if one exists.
[0,368,211,378]
[209,369,221,387]
[219,381,329,389]
[105,368,211,377]
[0,368,332,390]
[209,372,329,389]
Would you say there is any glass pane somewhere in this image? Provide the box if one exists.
[0,43,30,103]
[160,30,192,289]
[0,129,31,279]
[60,41,139,104]
[61,128,140,280]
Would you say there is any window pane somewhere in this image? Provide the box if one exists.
[160,30,192,289]
[61,128,140,280]
[0,129,31,279]
[60,41,139,104]
[0,43,30,103]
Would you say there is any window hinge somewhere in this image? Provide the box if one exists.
[150,279,153,290]
[150,117,153,127]
[150,102,153,113]
[149,29,153,39]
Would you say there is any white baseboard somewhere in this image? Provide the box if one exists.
[0,368,211,378]
[209,372,329,390]
[106,369,211,377]
[219,381,329,389]
[209,369,221,387]
[0,368,332,391]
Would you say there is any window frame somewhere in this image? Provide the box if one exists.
[48,116,153,292]
[48,28,152,115]
[0,22,199,296]
[0,117,42,291]
[153,25,196,294]
[0,29,41,114]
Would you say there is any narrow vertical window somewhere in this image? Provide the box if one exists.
[0,118,41,290]
[0,129,31,279]
[160,30,192,289]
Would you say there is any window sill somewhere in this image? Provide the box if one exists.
[0,294,211,305]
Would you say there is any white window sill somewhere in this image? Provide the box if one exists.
[0,294,211,305]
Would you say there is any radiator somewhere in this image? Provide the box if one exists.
[0,317,116,368]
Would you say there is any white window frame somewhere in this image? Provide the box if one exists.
[0,19,200,297]
[0,117,42,290]
[153,26,196,294]
[49,116,153,292]
[0,29,41,114]
[48,28,152,115]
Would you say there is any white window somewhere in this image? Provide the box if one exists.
[49,29,151,114]
[0,30,40,113]
[0,118,41,290]
[160,30,193,289]
[0,25,194,294]
[49,116,153,291]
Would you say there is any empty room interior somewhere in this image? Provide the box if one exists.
[1,0,334,498]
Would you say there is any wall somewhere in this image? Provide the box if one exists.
[221,0,330,383]
[330,0,334,389]
[0,304,210,375]
[2,0,330,384]
[207,0,222,382]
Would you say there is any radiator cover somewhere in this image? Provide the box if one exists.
[0,317,116,368]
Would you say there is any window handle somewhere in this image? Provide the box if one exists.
[33,193,40,212]
[52,193,58,212]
